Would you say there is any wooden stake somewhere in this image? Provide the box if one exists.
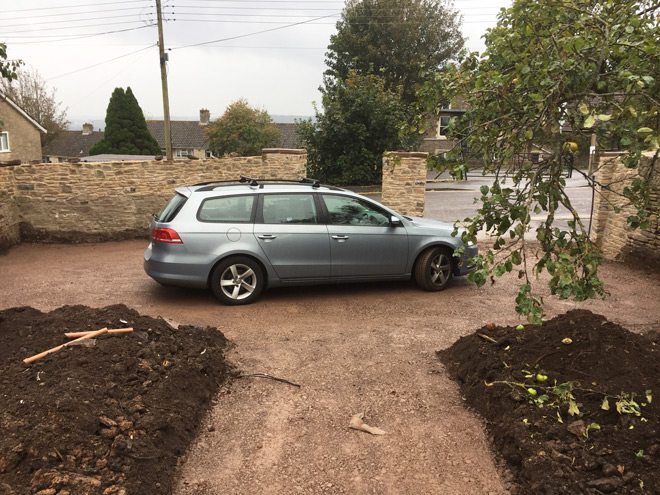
[64,327,133,338]
[23,328,109,365]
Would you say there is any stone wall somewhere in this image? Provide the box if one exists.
[0,166,19,250]
[0,149,306,248]
[591,151,659,264]
[381,151,427,216]
[0,98,43,163]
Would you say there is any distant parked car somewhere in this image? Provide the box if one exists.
[144,177,478,304]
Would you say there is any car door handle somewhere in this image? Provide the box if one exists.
[257,234,277,240]
[332,235,349,241]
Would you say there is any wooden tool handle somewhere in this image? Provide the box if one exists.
[23,328,109,365]
[65,327,133,338]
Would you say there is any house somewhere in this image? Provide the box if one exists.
[0,93,47,163]
[417,99,467,155]
[274,123,302,149]
[42,123,104,163]
[146,109,211,159]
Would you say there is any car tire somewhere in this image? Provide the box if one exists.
[210,256,265,305]
[414,246,453,291]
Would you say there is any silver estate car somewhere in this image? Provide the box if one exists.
[144,177,477,305]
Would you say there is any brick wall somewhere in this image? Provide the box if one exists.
[381,151,427,216]
[0,99,43,163]
[0,149,306,248]
[591,151,659,263]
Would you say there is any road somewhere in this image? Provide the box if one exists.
[366,173,594,238]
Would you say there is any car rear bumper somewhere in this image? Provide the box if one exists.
[143,244,208,288]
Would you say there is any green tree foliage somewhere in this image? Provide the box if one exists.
[1,67,69,145]
[206,99,280,157]
[90,87,161,156]
[0,43,21,82]
[325,0,464,106]
[424,0,659,322]
[298,72,410,185]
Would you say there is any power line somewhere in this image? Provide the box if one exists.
[0,0,150,15]
[3,20,153,35]
[47,44,155,80]
[0,6,155,22]
[170,12,338,49]
[1,13,155,29]
[5,24,156,44]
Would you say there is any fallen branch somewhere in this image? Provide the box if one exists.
[23,328,109,365]
[236,373,301,388]
[64,327,133,338]
[349,413,387,435]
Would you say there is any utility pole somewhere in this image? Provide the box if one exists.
[155,0,172,161]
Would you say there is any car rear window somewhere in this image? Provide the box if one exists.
[157,193,187,223]
[198,195,255,223]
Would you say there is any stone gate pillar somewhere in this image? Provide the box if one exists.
[381,151,427,216]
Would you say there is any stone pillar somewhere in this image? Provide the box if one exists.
[591,151,659,263]
[381,151,427,216]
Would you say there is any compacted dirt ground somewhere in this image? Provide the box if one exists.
[1,240,659,494]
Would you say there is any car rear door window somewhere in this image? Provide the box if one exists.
[261,194,319,224]
[198,195,255,223]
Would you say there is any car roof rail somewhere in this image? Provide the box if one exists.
[191,176,345,192]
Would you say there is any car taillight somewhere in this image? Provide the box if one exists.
[151,228,183,244]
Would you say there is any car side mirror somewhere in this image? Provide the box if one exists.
[390,216,403,227]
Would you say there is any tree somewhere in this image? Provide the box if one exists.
[425,0,659,322]
[0,43,21,82]
[298,72,411,185]
[1,67,69,145]
[325,0,464,107]
[90,87,161,156]
[206,99,280,157]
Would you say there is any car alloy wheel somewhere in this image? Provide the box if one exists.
[414,246,453,291]
[211,256,265,305]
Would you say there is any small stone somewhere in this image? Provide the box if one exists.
[586,477,623,493]
[567,420,586,437]
[601,463,618,477]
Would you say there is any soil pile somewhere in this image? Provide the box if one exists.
[0,305,230,495]
[439,310,659,495]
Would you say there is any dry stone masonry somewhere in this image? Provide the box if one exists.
[380,151,427,217]
[591,151,659,264]
[0,149,306,248]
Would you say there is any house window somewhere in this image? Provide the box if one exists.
[0,132,9,152]
[175,149,193,158]
[437,115,452,138]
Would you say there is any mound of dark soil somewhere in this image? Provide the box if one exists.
[0,305,230,495]
[439,310,659,495]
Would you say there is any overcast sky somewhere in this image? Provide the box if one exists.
[3,0,511,125]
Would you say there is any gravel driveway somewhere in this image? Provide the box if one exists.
[1,240,658,494]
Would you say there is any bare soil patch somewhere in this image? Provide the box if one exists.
[0,304,229,495]
[440,310,659,494]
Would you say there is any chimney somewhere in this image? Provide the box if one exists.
[199,108,210,126]
[82,123,94,135]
